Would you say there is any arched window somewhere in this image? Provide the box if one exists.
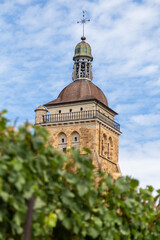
[102,134,107,157]
[71,131,80,149]
[101,134,112,159]
[58,132,67,152]
[108,137,113,160]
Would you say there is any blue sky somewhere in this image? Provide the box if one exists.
[0,0,160,189]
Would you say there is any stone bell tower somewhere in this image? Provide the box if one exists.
[35,14,121,176]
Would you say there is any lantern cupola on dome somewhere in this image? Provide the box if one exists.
[72,37,93,81]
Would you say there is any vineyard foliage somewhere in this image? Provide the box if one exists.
[0,110,160,240]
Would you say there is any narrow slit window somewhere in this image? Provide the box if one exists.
[59,110,61,114]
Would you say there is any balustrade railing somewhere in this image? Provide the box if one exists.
[42,110,120,131]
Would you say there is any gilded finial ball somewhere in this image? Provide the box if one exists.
[81,36,86,41]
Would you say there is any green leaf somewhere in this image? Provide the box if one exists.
[83,147,92,154]
[124,198,136,208]
[66,174,78,184]
[73,225,79,234]
[157,189,160,194]
[43,170,49,182]
[88,227,99,239]
[44,212,57,228]
[105,175,113,187]
[130,179,139,189]
[32,135,44,150]
[34,197,46,209]
[63,217,72,230]
[147,185,154,192]
[0,191,9,202]
[58,211,65,221]
[88,190,97,207]
[61,195,73,206]
[15,175,26,191]
[94,217,103,228]
[120,225,129,236]
[12,158,23,171]
[62,188,75,198]
[115,178,129,193]
[13,213,22,226]
[16,226,23,234]
[77,183,88,196]
[84,211,91,220]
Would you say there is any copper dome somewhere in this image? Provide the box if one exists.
[45,80,108,107]
[73,40,93,60]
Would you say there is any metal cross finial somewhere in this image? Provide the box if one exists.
[77,10,90,39]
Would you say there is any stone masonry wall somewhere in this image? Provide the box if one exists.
[44,121,120,175]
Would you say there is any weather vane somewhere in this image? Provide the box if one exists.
[77,10,90,39]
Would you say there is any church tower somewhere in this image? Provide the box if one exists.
[35,14,121,176]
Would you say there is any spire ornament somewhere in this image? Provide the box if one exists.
[77,10,90,40]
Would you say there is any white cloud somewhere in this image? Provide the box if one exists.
[120,140,160,189]
[15,0,33,5]
[131,114,160,126]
